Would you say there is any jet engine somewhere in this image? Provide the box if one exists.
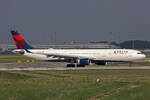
[77,58,90,65]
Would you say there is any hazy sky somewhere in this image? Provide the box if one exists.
[2,0,150,43]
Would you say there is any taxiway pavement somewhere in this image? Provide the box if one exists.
[0,62,149,71]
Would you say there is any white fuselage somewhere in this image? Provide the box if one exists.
[19,49,146,62]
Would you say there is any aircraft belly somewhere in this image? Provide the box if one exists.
[95,55,130,61]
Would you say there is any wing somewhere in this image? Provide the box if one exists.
[46,53,90,60]
[25,49,94,60]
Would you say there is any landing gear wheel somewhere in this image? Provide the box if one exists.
[67,64,76,67]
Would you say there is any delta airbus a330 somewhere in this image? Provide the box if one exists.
[11,30,146,67]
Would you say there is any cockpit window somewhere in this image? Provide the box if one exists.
[137,52,142,54]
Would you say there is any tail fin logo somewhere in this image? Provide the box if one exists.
[11,30,33,49]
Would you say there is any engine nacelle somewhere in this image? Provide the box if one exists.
[77,58,90,65]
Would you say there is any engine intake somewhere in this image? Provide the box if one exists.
[77,58,89,65]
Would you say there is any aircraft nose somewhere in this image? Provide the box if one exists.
[141,54,146,58]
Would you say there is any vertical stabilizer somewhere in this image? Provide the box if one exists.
[11,30,34,49]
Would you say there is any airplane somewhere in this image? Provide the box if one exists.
[11,30,146,67]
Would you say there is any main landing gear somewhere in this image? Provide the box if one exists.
[66,64,85,67]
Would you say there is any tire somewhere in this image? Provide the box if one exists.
[67,64,76,67]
